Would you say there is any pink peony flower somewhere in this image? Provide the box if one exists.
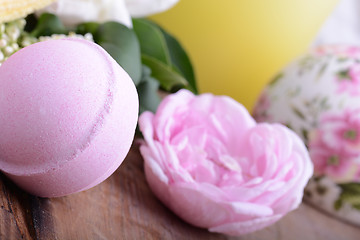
[139,90,313,236]
[309,109,360,182]
[322,109,360,153]
[309,130,356,182]
[336,64,360,96]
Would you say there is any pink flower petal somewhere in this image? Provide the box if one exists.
[209,214,282,236]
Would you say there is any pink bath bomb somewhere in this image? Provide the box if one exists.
[0,39,139,197]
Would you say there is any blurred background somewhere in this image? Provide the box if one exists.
[151,0,338,110]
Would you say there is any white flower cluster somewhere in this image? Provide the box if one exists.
[0,19,93,66]
[37,32,93,42]
[0,19,25,64]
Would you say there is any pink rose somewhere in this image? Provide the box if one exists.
[309,130,356,182]
[139,90,313,236]
[309,109,360,182]
[321,109,360,153]
[336,64,360,96]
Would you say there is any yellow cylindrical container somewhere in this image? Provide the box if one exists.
[151,0,338,110]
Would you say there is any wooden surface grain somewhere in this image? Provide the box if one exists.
[0,141,359,240]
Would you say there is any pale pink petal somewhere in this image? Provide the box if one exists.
[209,214,283,236]
[153,90,194,142]
[166,183,273,228]
[139,111,155,144]
[144,160,171,204]
[140,146,168,184]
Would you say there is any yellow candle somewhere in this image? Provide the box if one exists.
[151,0,338,110]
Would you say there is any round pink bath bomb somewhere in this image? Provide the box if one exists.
[0,39,139,197]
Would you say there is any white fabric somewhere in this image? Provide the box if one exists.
[313,0,360,46]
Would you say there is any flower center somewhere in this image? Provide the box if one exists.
[344,129,357,140]
[327,155,340,166]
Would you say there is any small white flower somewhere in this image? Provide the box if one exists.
[7,27,21,42]
[0,24,5,34]
[38,0,179,28]
[83,33,93,41]
[0,39,7,48]
[37,32,94,43]
[11,43,19,50]
[0,51,4,61]
[3,46,14,56]
[21,39,34,47]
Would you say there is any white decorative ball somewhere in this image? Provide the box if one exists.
[253,45,360,225]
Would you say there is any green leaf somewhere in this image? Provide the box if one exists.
[336,69,351,81]
[133,18,197,93]
[339,183,360,194]
[338,193,360,205]
[291,105,306,120]
[334,199,343,210]
[285,123,293,130]
[160,27,197,93]
[30,13,66,37]
[338,57,349,62]
[94,22,142,85]
[301,129,308,142]
[76,22,100,36]
[353,204,360,211]
[133,18,171,66]
[317,62,328,79]
[99,42,140,85]
[337,183,360,210]
[142,55,188,91]
[137,66,161,113]
[269,72,284,86]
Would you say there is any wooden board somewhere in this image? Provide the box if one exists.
[0,141,359,240]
